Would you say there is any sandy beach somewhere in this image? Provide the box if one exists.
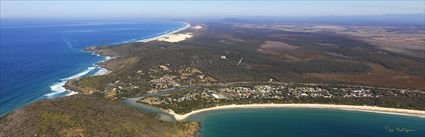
[167,104,425,121]
[137,22,191,43]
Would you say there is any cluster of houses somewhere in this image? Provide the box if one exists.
[147,66,216,90]
[150,74,179,90]
[141,85,424,105]
[343,89,374,98]
[147,85,338,104]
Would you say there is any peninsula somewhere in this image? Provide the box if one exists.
[66,20,424,120]
[2,19,424,137]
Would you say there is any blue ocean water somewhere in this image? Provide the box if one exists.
[187,108,425,137]
[0,18,185,116]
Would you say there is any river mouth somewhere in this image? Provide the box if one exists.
[123,97,177,122]
[122,88,183,122]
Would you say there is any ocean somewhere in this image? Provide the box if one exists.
[2,19,424,137]
[187,108,425,137]
[0,18,185,116]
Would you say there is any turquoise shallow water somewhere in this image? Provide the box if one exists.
[123,98,425,137]
[186,108,425,137]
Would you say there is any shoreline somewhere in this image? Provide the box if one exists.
[1,21,191,117]
[46,52,113,98]
[91,53,114,76]
[166,104,425,121]
[60,21,190,97]
[136,22,191,43]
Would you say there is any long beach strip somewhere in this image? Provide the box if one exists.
[137,22,191,43]
[166,104,425,121]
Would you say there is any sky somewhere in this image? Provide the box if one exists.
[1,1,424,18]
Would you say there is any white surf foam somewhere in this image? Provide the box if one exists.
[100,56,114,62]
[94,68,109,76]
[104,56,111,61]
[93,56,112,76]
[62,67,95,80]
[43,54,114,98]
[44,81,67,98]
[66,90,79,96]
[44,66,96,98]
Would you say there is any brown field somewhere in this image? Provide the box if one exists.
[306,63,425,89]
[218,40,234,45]
[258,41,329,62]
[246,64,273,69]
[248,24,425,58]
[341,27,424,58]
[259,41,299,51]
[258,41,304,61]
[296,51,329,60]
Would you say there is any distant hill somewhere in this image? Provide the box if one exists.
[0,95,198,137]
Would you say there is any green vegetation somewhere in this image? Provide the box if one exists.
[4,20,424,137]
[65,22,424,117]
[0,95,199,137]
[74,22,424,100]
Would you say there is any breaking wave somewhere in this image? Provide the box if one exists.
[43,66,97,98]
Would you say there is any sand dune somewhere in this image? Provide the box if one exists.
[157,33,193,43]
